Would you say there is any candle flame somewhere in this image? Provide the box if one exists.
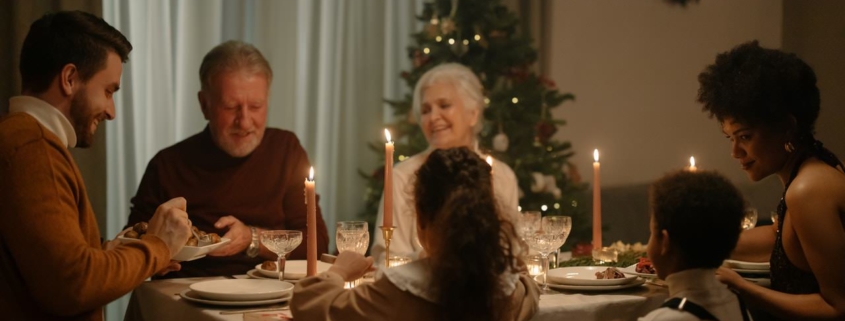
[593,149,599,162]
[309,166,314,181]
[690,156,696,168]
[384,129,392,142]
[486,155,493,167]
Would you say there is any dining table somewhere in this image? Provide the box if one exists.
[123,267,670,321]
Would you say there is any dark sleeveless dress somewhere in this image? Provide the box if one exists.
[769,156,820,294]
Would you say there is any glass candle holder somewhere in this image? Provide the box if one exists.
[388,256,411,268]
[525,254,544,278]
[591,247,619,264]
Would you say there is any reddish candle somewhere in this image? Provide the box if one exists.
[384,129,394,228]
[592,149,602,250]
[305,167,317,276]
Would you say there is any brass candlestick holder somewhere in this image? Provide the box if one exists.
[380,226,395,267]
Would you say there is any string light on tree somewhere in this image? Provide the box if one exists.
[462,39,469,45]
[423,47,430,54]
[448,38,455,45]
[512,97,519,104]
[541,204,548,211]
[436,36,442,42]
[474,34,481,41]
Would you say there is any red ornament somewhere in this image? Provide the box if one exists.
[535,121,557,144]
[572,242,594,257]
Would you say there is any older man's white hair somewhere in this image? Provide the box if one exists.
[412,63,485,135]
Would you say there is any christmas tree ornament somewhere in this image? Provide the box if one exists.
[440,18,456,35]
[530,172,546,192]
[535,121,557,144]
[543,175,557,193]
[552,187,562,199]
[493,132,509,152]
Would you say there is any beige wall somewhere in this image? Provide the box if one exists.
[783,0,845,159]
[548,0,783,188]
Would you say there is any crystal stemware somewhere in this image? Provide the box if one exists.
[518,211,541,240]
[742,208,758,230]
[525,216,571,293]
[260,230,303,281]
[336,221,369,288]
[542,215,572,269]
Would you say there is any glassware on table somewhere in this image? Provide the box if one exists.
[260,230,303,281]
[524,254,544,282]
[525,216,571,293]
[770,211,779,226]
[336,221,369,288]
[518,211,541,240]
[388,255,411,268]
[742,208,758,230]
[541,216,571,269]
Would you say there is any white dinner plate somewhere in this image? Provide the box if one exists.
[546,266,639,286]
[179,289,291,307]
[725,259,769,271]
[119,237,231,262]
[255,260,332,279]
[246,269,299,283]
[547,278,646,292]
[189,279,293,301]
[732,268,770,275]
[619,264,657,278]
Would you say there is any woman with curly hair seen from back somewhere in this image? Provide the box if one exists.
[698,40,845,320]
[291,147,539,321]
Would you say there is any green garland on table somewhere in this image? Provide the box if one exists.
[558,251,646,268]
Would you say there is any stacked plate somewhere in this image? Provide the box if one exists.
[725,259,770,275]
[180,279,294,306]
[545,266,646,291]
[248,260,333,281]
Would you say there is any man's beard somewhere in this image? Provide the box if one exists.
[69,90,96,148]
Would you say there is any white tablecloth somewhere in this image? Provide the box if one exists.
[124,275,667,321]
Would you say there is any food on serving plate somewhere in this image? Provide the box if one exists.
[595,267,626,279]
[124,230,139,239]
[636,257,656,274]
[133,222,148,234]
[261,260,277,271]
[124,221,222,246]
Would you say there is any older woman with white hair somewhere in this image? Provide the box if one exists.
[370,63,520,265]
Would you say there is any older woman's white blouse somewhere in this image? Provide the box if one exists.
[370,149,520,265]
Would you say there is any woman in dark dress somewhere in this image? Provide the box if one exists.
[698,41,845,320]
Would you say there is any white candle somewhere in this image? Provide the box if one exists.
[593,149,602,250]
[689,156,697,172]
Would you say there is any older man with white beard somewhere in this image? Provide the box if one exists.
[126,40,329,278]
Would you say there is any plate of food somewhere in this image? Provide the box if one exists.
[620,258,657,278]
[118,222,230,261]
[546,266,639,286]
[255,260,332,279]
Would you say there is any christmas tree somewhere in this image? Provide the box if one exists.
[360,0,592,250]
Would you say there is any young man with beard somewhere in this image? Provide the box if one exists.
[126,41,329,278]
[0,11,192,321]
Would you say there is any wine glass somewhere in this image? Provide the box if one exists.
[742,208,758,230]
[336,221,369,255]
[336,221,369,288]
[770,211,779,226]
[260,230,303,281]
[525,216,571,293]
[542,215,572,268]
[518,211,541,240]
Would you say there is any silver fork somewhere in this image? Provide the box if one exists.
[189,221,211,246]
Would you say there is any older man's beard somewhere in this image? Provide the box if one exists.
[216,130,263,157]
[69,90,96,148]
